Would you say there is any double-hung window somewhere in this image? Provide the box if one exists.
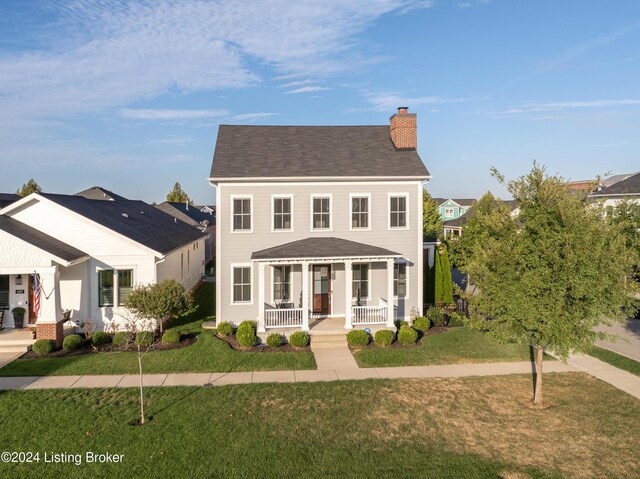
[351,195,369,230]
[99,270,134,307]
[233,197,252,231]
[394,263,407,297]
[273,266,291,303]
[312,196,331,230]
[273,197,292,231]
[445,208,454,218]
[390,195,408,228]
[117,270,133,306]
[98,270,114,307]
[352,264,369,300]
[232,266,251,303]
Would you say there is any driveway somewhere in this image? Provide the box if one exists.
[595,318,640,361]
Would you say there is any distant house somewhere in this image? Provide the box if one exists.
[434,198,475,221]
[443,199,517,239]
[0,191,206,346]
[155,202,216,263]
[75,186,128,201]
[589,172,640,207]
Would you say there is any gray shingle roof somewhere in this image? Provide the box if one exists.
[210,125,429,180]
[251,237,400,260]
[0,216,88,263]
[590,172,640,197]
[155,202,215,227]
[42,194,206,255]
[0,193,21,209]
[75,186,127,201]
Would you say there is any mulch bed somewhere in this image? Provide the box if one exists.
[22,334,197,359]
[216,334,311,353]
[350,325,452,351]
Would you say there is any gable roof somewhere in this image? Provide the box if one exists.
[210,125,429,180]
[590,172,640,197]
[0,193,21,209]
[40,194,206,255]
[438,198,476,207]
[155,202,215,228]
[0,215,88,264]
[251,237,400,261]
[75,186,127,201]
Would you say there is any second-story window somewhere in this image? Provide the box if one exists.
[351,196,369,229]
[390,195,407,228]
[233,198,251,231]
[445,208,454,218]
[312,196,331,230]
[273,197,292,231]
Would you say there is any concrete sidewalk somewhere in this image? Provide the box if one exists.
[0,360,576,391]
[562,353,640,399]
[595,318,640,362]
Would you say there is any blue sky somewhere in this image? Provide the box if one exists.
[0,0,639,205]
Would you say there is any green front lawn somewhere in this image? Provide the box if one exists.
[0,374,637,478]
[588,346,640,376]
[354,327,551,368]
[0,283,315,376]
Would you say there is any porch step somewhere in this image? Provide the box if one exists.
[311,335,348,345]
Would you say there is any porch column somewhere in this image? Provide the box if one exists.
[257,263,266,333]
[36,266,64,346]
[386,259,395,327]
[301,262,309,331]
[344,260,353,329]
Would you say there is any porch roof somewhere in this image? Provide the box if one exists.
[0,216,89,265]
[251,237,401,262]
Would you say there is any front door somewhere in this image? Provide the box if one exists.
[312,265,331,316]
[28,275,37,324]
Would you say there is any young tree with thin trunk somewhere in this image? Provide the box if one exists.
[460,164,630,405]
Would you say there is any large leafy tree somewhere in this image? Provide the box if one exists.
[166,182,192,204]
[460,164,629,405]
[607,199,640,287]
[16,178,42,196]
[423,190,443,240]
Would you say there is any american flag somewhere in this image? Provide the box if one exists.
[33,274,41,319]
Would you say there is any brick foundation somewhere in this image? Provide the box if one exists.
[36,322,64,347]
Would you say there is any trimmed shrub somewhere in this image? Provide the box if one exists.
[112,331,132,346]
[63,334,84,351]
[162,330,181,344]
[447,313,465,327]
[135,331,154,347]
[91,331,110,346]
[374,329,394,347]
[412,317,431,333]
[425,307,446,327]
[266,333,283,348]
[289,331,309,348]
[236,320,258,348]
[394,319,408,330]
[217,321,233,336]
[32,339,53,355]
[397,326,418,345]
[346,329,370,347]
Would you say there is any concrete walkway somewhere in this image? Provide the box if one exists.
[310,336,359,370]
[561,353,640,399]
[595,318,640,361]
[0,361,577,390]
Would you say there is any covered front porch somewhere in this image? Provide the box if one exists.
[251,237,406,333]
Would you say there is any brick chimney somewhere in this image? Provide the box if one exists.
[390,106,417,150]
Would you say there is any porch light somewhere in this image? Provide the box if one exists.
[15,275,22,286]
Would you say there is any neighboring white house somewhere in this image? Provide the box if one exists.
[589,172,640,207]
[209,107,431,333]
[0,191,207,346]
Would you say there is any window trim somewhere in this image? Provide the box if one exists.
[388,192,410,230]
[230,194,254,233]
[444,208,454,218]
[393,261,409,299]
[271,194,294,233]
[309,193,333,231]
[271,265,293,304]
[97,267,136,308]
[117,269,134,306]
[349,193,371,231]
[351,263,371,301]
[230,263,253,305]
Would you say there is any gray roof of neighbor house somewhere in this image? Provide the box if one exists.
[75,186,127,201]
[210,125,429,180]
[0,193,21,209]
[251,237,400,260]
[41,194,206,255]
[437,198,476,207]
[155,202,215,228]
[590,172,640,197]
[0,215,88,263]
[601,173,637,188]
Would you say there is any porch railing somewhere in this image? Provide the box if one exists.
[352,305,387,325]
[265,308,304,328]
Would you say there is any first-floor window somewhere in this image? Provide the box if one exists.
[352,264,369,300]
[394,263,407,297]
[233,267,251,303]
[0,275,9,308]
[273,266,291,302]
[390,196,407,228]
[98,270,114,307]
[117,270,133,306]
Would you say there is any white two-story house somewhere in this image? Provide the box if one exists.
[208,107,431,333]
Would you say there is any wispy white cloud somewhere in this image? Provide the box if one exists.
[493,99,640,115]
[119,109,228,120]
[279,79,319,88]
[226,112,277,122]
[362,90,468,111]
[397,0,435,15]
[458,0,489,9]
[286,86,331,94]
